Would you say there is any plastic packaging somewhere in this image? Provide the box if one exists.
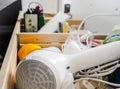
[62,30,93,54]
[103,24,120,44]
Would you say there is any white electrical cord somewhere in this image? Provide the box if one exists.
[74,77,120,87]
[76,68,116,78]
[74,61,120,88]
[98,63,120,73]
[77,13,120,40]
[77,13,120,33]
[75,60,120,80]
[79,60,119,74]
[94,60,119,73]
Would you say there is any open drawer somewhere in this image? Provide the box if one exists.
[0,12,106,89]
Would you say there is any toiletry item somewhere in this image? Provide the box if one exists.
[103,24,120,44]
[62,22,69,33]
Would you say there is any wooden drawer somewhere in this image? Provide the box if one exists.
[0,12,106,89]
[0,15,20,89]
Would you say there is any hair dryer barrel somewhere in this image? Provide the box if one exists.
[66,41,120,73]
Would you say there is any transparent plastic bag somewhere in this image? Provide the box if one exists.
[62,29,93,55]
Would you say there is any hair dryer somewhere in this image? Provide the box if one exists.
[16,41,120,89]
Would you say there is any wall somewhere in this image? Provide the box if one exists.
[70,0,120,19]
[21,0,58,13]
